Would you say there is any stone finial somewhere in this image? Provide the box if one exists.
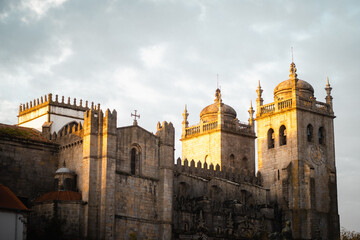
[74,98,76,105]
[256,80,264,107]
[182,105,189,128]
[325,76,333,109]
[67,97,70,104]
[248,101,255,130]
[214,88,222,103]
[61,96,64,103]
[289,62,298,80]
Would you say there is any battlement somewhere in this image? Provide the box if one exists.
[184,119,254,138]
[174,158,263,187]
[258,96,333,118]
[18,93,94,115]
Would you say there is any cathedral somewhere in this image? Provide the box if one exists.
[0,62,339,240]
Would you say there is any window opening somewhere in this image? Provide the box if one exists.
[268,128,275,149]
[279,125,287,146]
[307,124,313,142]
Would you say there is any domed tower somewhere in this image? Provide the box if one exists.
[256,62,339,239]
[181,88,256,173]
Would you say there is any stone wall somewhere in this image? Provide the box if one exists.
[31,201,83,239]
[182,130,222,167]
[0,137,58,201]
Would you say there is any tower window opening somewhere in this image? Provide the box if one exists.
[318,127,325,145]
[279,125,287,146]
[268,128,275,149]
[307,124,313,142]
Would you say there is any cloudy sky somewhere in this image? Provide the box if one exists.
[0,0,359,232]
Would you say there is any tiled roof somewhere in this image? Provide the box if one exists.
[0,123,52,143]
[34,191,82,203]
[0,184,29,211]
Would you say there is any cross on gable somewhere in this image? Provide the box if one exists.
[131,110,140,125]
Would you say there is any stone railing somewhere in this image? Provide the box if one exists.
[202,120,218,132]
[259,97,332,117]
[185,119,253,137]
[260,103,275,114]
[174,158,263,187]
[277,98,292,110]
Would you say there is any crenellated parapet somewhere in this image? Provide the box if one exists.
[174,158,263,187]
[19,93,91,115]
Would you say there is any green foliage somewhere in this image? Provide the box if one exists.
[0,127,32,139]
[341,227,360,240]
[129,233,137,240]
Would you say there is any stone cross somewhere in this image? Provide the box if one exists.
[131,110,140,126]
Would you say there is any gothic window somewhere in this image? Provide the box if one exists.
[279,125,287,146]
[268,128,275,149]
[130,147,141,175]
[307,124,313,142]
[242,157,248,168]
[318,127,325,145]
[230,154,235,166]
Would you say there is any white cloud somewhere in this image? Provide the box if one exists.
[139,44,167,68]
[21,0,68,17]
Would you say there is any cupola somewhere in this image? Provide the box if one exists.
[274,62,314,100]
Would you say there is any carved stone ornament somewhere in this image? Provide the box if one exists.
[309,145,325,166]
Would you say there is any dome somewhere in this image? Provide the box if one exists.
[274,62,314,100]
[200,103,237,119]
[55,167,72,174]
[200,89,237,122]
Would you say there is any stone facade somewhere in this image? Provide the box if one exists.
[0,61,339,239]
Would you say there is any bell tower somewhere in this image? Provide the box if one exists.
[256,62,339,239]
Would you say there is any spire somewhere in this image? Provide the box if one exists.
[325,76,333,110]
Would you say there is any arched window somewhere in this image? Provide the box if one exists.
[268,128,275,149]
[318,127,325,145]
[64,178,73,191]
[279,125,287,146]
[307,124,313,142]
[131,147,141,175]
[184,222,189,232]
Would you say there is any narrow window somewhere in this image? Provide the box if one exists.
[307,124,313,142]
[131,148,136,175]
[268,128,275,149]
[278,169,280,180]
[279,125,287,146]
[318,127,325,145]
